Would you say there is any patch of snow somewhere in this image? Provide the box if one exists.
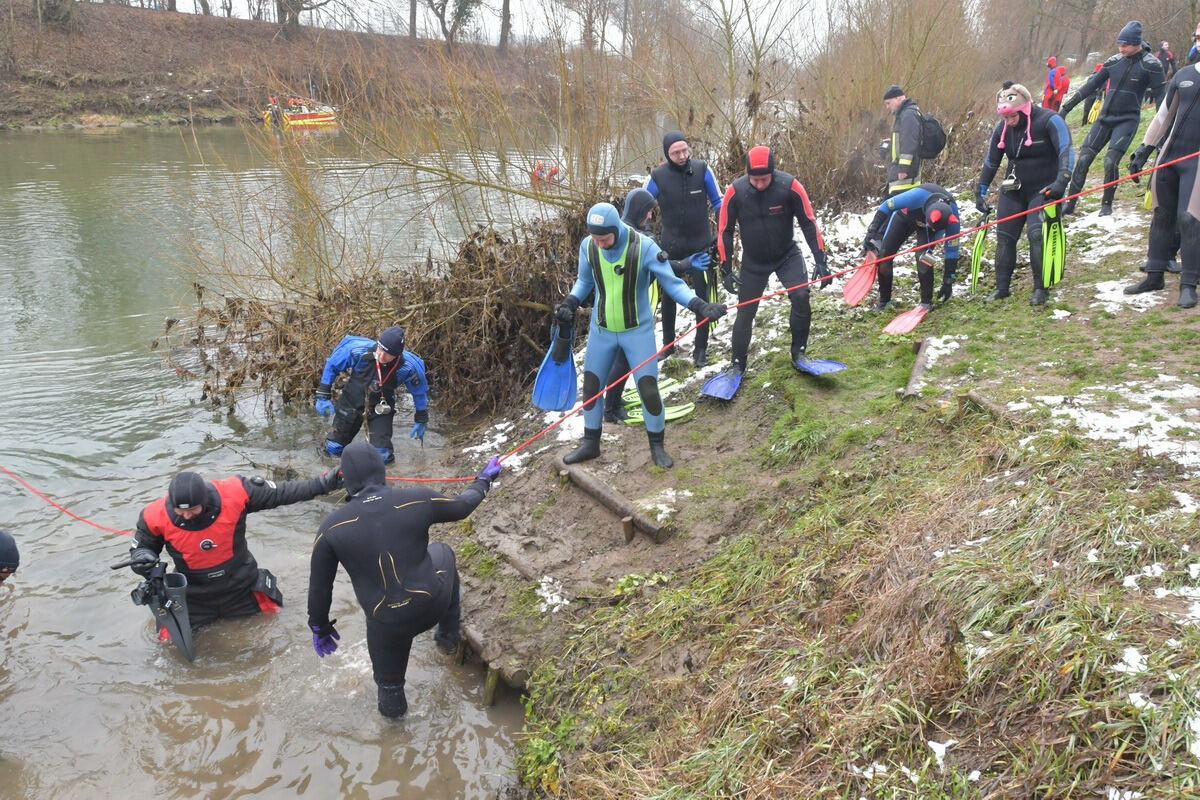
[1111,647,1147,674]
[1129,692,1157,711]
[1050,309,1072,319]
[535,576,570,613]
[927,739,957,770]
[1091,280,1164,313]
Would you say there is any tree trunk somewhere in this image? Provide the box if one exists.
[497,0,511,55]
[409,0,417,38]
[196,0,212,15]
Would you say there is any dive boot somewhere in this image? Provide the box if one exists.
[434,626,461,655]
[986,289,1010,302]
[1179,285,1198,309]
[603,403,629,424]
[1098,202,1113,217]
[1124,273,1164,295]
[1167,259,1181,274]
[1062,197,1078,215]
[647,430,674,469]
[872,298,893,312]
[378,683,408,718]
[1030,288,1050,306]
[563,428,601,464]
[692,346,708,368]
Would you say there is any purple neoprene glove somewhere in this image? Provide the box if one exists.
[311,621,340,658]
[477,457,502,481]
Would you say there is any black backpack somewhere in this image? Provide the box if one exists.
[917,110,947,159]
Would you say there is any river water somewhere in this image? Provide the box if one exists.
[0,125,539,799]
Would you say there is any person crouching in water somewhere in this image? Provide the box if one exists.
[554,201,727,468]
[975,82,1074,306]
[307,441,502,718]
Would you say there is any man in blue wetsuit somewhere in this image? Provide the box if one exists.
[862,183,961,311]
[314,325,429,465]
[554,201,726,468]
[645,130,723,366]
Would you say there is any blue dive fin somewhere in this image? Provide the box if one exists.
[699,369,743,401]
[792,356,847,376]
[531,320,577,411]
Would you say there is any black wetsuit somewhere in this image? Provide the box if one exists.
[134,474,328,628]
[977,105,1074,294]
[309,441,489,715]
[1060,50,1165,207]
[718,169,826,366]
[647,155,720,356]
[1142,64,1200,285]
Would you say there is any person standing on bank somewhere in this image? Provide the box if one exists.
[645,130,723,367]
[602,189,710,423]
[975,82,1075,306]
[1123,57,1200,308]
[1057,20,1166,216]
[883,85,924,197]
[314,325,429,465]
[307,441,502,718]
[126,467,343,629]
[555,201,726,468]
[717,146,831,377]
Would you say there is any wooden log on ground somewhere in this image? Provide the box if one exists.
[557,459,665,543]
[461,623,528,691]
[958,389,1033,429]
[903,338,932,398]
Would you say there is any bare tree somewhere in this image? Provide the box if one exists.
[410,0,418,37]
[498,0,512,55]
[276,0,337,38]
[425,0,483,55]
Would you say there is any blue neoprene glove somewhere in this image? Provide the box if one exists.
[689,252,711,272]
[311,621,339,658]
[410,422,426,441]
[315,398,334,417]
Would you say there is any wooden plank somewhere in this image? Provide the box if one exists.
[903,337,932,398]
[557,459,664,543]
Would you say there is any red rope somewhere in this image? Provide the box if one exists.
[0,463,133,536]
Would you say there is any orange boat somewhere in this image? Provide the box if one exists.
[263,99,339,130]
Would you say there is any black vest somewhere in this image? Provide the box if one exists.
[649,159,714,257]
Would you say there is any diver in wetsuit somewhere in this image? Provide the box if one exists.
[307,441,502,718]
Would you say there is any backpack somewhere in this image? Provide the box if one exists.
[917,111,947,159]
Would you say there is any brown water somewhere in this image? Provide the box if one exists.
[0,125,527,798]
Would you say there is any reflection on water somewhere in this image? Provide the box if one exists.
[0,125,528,798]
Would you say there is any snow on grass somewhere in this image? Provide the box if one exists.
[1020,376,1200,475]
[1092,280,1165,313]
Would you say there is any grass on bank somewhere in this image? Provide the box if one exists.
[515,189,1200,797]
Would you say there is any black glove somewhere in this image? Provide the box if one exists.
[1041,174,1069,201]
[974,184,992,214]
[812,257,831,289]
[1129,144,1155,182]
[937,258,958,302]
[553,295,579,324]
[687,296,726,321]
[129,547,158,577]
[317,470,343,493]
[720,262,739,295]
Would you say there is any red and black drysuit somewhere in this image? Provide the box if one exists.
[134,474,330,628]
[718,168,827,368]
